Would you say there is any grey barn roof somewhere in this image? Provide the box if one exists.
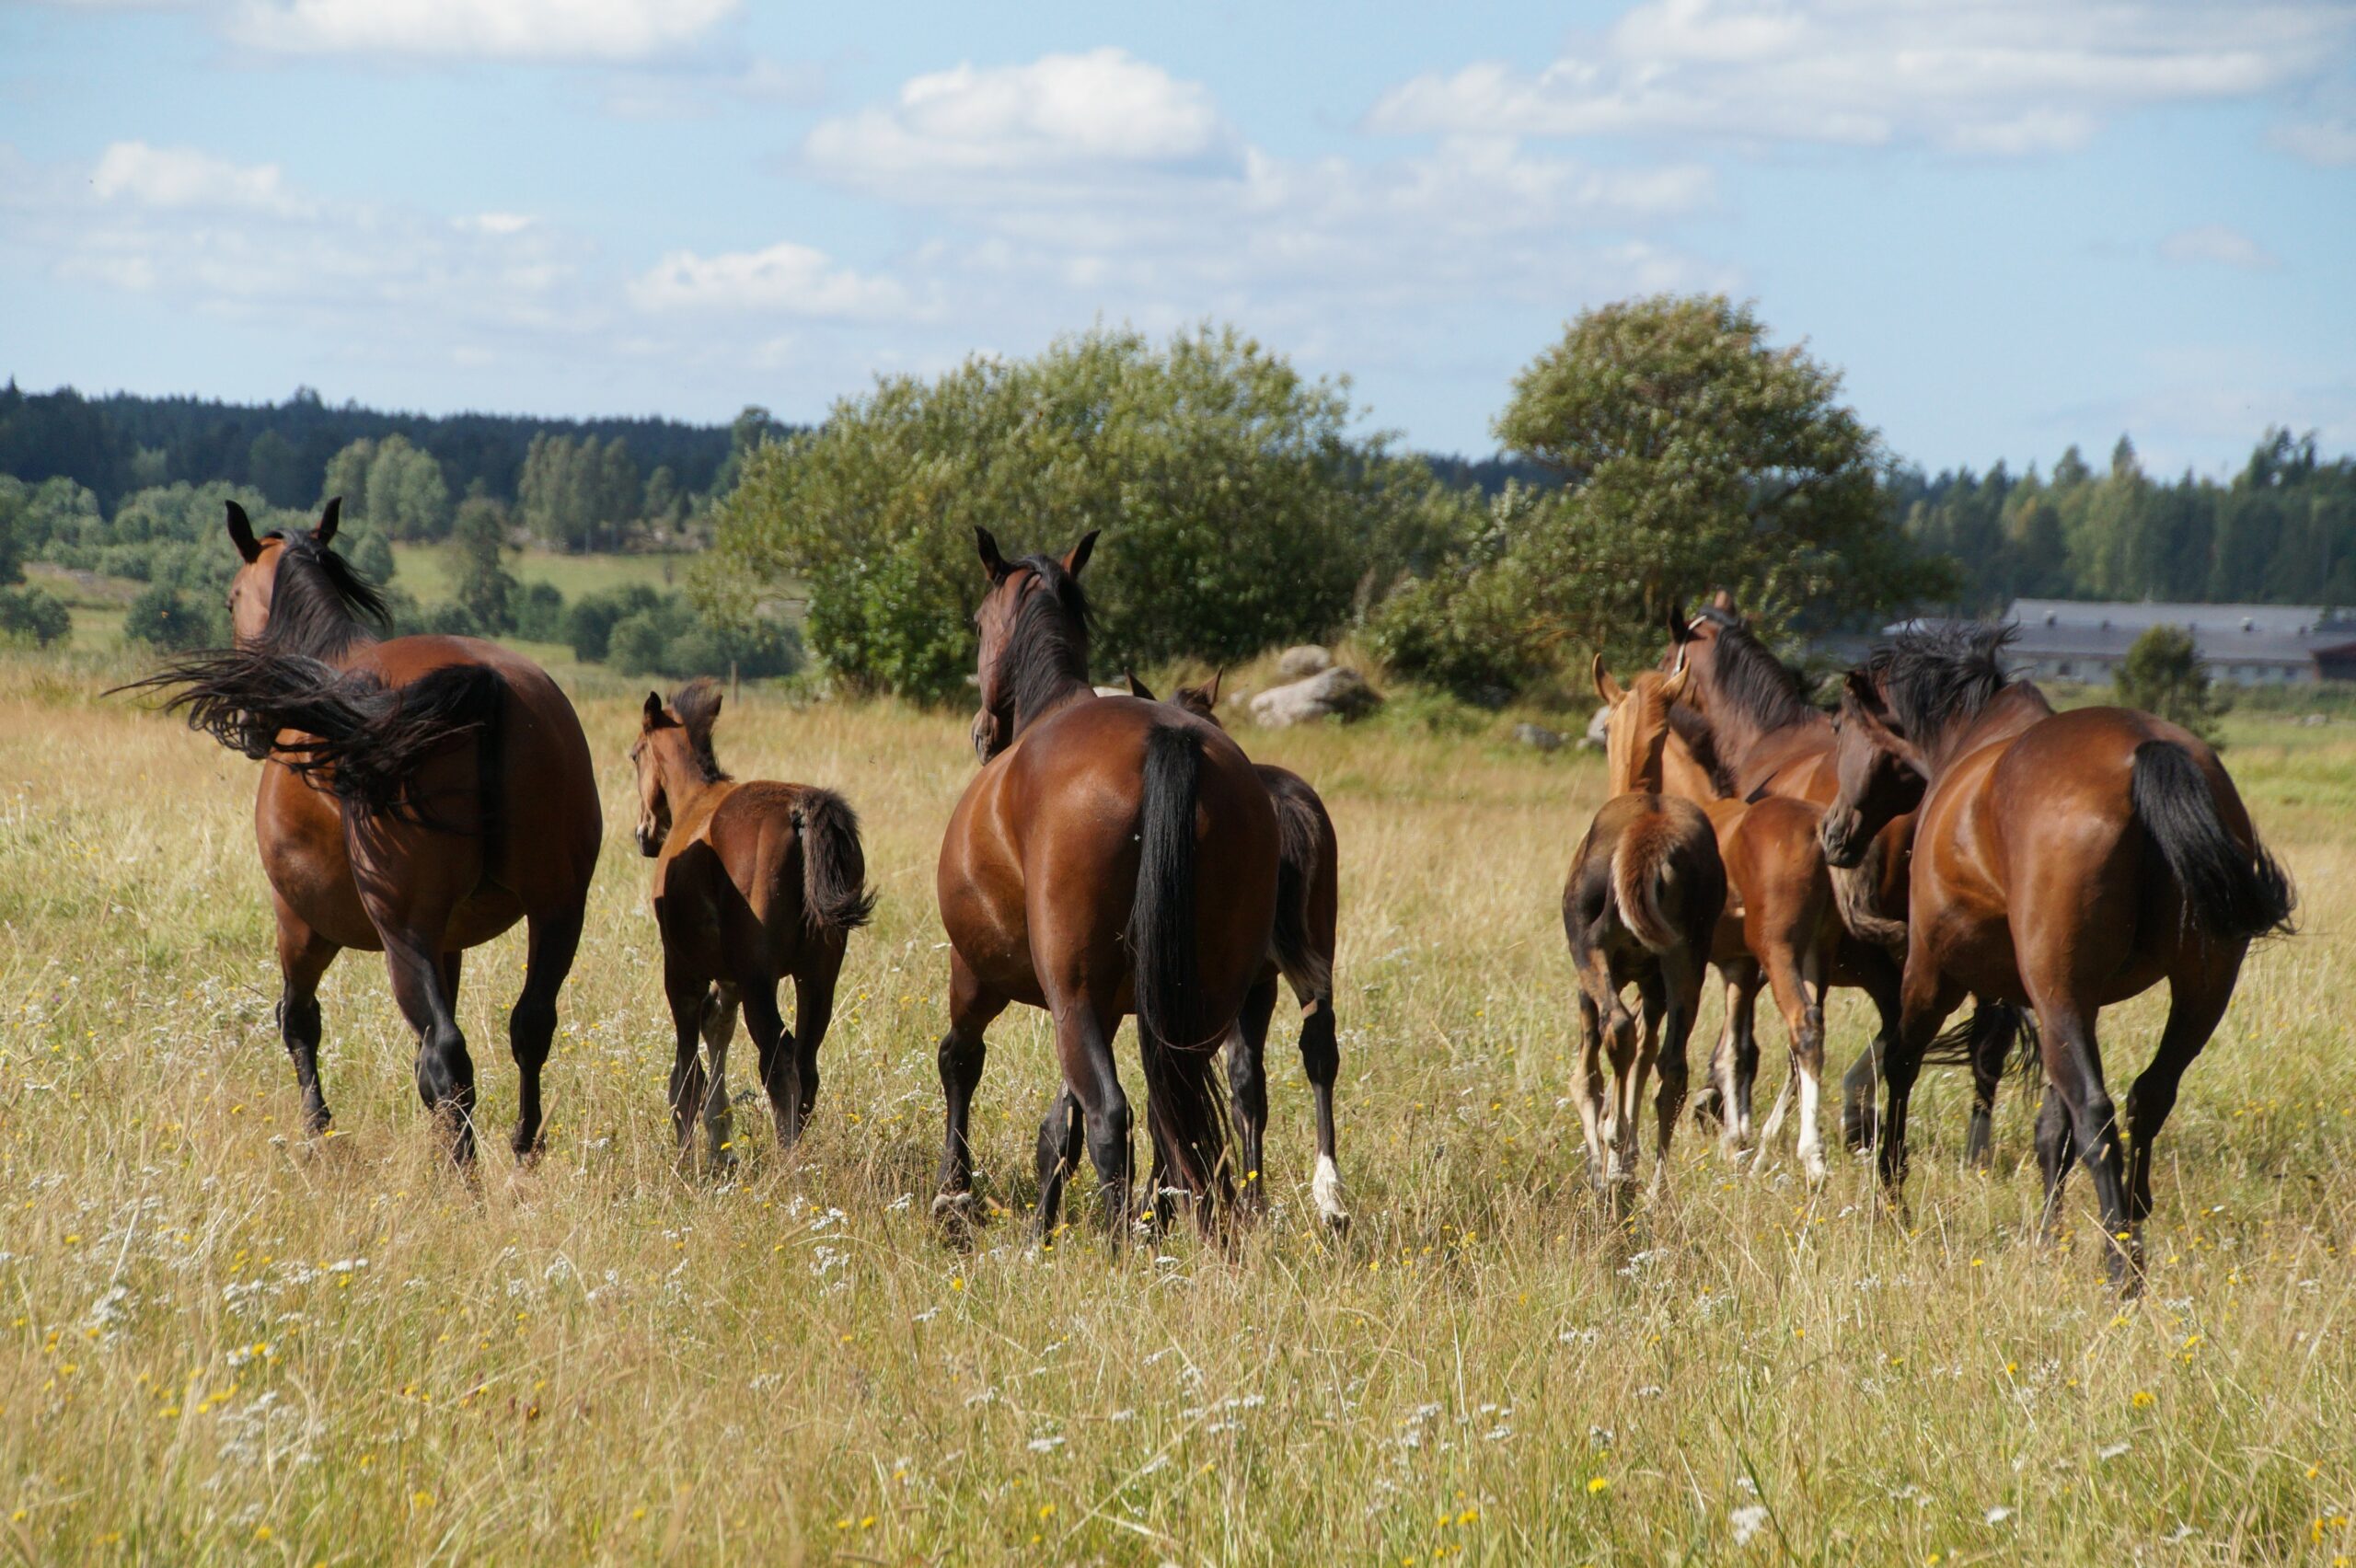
[1888,600,2356,670]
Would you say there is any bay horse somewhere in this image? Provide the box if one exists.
[1820,622,2292,1286]
[1665,601,2027,1162]
[629,678,874,1165]
[1117,671,1347,1228]
[118,500,600,1163]
[1563,720,1726,1199]
[1593,657,1837,1181]
[934,529,1278,1240]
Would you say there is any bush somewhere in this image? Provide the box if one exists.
[2114,624,2229,744]
[513,582,566,642]
[564,585,666,663]
[603,593,800,680]
[705,324,1471,703]
[0,584,71,647]
[121,582,216,650]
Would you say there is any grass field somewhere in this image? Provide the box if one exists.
[387,543,690,607]
[3,652,2352,1564]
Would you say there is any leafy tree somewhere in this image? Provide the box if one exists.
[364,435,452,540]
[2115,625,2230,744]
[514,581,566,642]
[449,491,517,633]
[0,476,28,583]
[122,582,214,650]
[1377,294,1951,685]
[0,584,70,647]
[322,438,376,520]
[707,324,1468,702]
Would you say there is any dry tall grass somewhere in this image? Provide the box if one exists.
[3,653,2350,1563]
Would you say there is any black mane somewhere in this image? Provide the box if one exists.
[1665,700,1738,797]
[264,529,388,661]
[1867,622,2017,738]
[995,553,1094,726]
[1694,607,1818,732]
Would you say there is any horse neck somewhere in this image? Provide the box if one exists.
[654,741,725,821]
[1660,730,1723,801]
[1711,704,1832,796]
[999,632,1094,744]
[1923,681,2052,778]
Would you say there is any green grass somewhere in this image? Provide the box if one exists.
[1,652,2352,1563]
[389,542,692,605]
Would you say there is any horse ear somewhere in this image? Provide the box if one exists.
[1063,529,1099,578]
[1591,652,1625,706]
[1206,665,1224,707]
[1665,602,1694,645]
[315,496,341,546]
[974,526,1009,582]
[1662,662,1692,705]
[1126,670,1156,701]
[643,691,666,726]
[225,501,260,563]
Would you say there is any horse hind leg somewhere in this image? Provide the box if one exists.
[507,903,582,1162]
[1761,944,1828,1183]
[2028,993,2136,1290]
[1294,988,1347,1231]
[1050,996,1134,1243]
[700,982,741,1165]
[272,910,340,1137]
[2125,956,2236,1232]
[1225,974,1278,1215]
[1711,964,1761,1159]
[933,953,1007,1227]
[1034,1087,1089,1240]
[743,980,800,1156]
[1571,989,1611,1193]
[382,928,476,1165]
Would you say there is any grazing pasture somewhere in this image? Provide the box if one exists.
[3,652,2352,1563]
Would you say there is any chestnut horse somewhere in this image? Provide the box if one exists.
[629,678,874,1164]
[934,530,1277,1239]
[1594,658,1838,1180]
[1117,671,1347,1228]
[1564,718,1727,1197]
[1666,602,2028,1162]
[120,501,600,1162]
[1821,623,2292,1285]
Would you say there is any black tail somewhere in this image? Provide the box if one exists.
[1267,786,1334,1000]
[1130,724,1230,1207]
[2131,740,2295,941]
[115,646,502,828]
[1922,1002,2041,1079]
[793,787,877,937]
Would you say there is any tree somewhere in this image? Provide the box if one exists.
[450,491,517,633]
[706,324,1468,702]
[322,438,376,517]
[2115,625,2230,744]
[1377,294,1952,686]
[364,434,452,540]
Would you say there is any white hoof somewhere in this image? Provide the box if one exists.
[1311,1154,1349,1228]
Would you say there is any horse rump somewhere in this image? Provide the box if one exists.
[2130,740,2295,941]
[118,646,502,828]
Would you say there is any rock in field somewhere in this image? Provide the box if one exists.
[1251,665,1382,727]
[1275,645,1334,681]
[1513,721,1565,752]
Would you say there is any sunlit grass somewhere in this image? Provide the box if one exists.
[3,652,2351,1562]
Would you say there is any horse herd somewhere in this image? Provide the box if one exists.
[129,504,2293,1290]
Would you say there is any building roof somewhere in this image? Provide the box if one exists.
[2005,599,2350,639]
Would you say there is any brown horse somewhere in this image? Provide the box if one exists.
[1564,717,1726,1196]
[119,501,601,1163]
[1820,622,2292,1286]
[629,678,874,1164]
[1119,671,1347,1228]
[1594,658,1838,1180]
[934,530,1278,1239]
[1666,602,2028,1162]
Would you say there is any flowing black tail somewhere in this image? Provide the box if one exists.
[793,786,877,937]
[116,647,502,828]
[1130,723,1230,1208]
[2131,741,2295,941]
[1922,1001,2041,1078]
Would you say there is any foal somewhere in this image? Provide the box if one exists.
[1594,658,1837,1181]
[1564,698,1727,1196]
[1114,672,1347,1228]
[631,680,875,1163]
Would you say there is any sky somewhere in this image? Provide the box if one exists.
[1,0,2351,477]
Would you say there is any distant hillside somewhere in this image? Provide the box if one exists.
[0,382,745,512]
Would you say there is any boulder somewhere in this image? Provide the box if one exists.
[1251,665,1381,728]
[1581,704,1611,750]
[1275,644,1334,681]
[1513,721,1565,752]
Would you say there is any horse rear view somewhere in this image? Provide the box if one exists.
[1563,789,1726,1197]
[119,500,600,1164]
[629,679,875,1164]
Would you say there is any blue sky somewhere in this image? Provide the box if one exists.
[2,0,2351,476]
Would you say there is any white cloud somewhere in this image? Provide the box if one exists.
[803,48,1239,189]
[1368,0,2351,154]
[2271,116,2356,166]
[91,141,306,215]
[2158,224,2280,271]
[456,212,536,236]
[629,241,914,319]
[229,0,740,63]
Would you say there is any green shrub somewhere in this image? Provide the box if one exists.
[2114,624,2230,744]
[0,585,72,648]
[121,583,216,651]
[513,582,566,642]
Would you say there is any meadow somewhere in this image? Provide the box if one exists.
[3,651,2352,1564]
